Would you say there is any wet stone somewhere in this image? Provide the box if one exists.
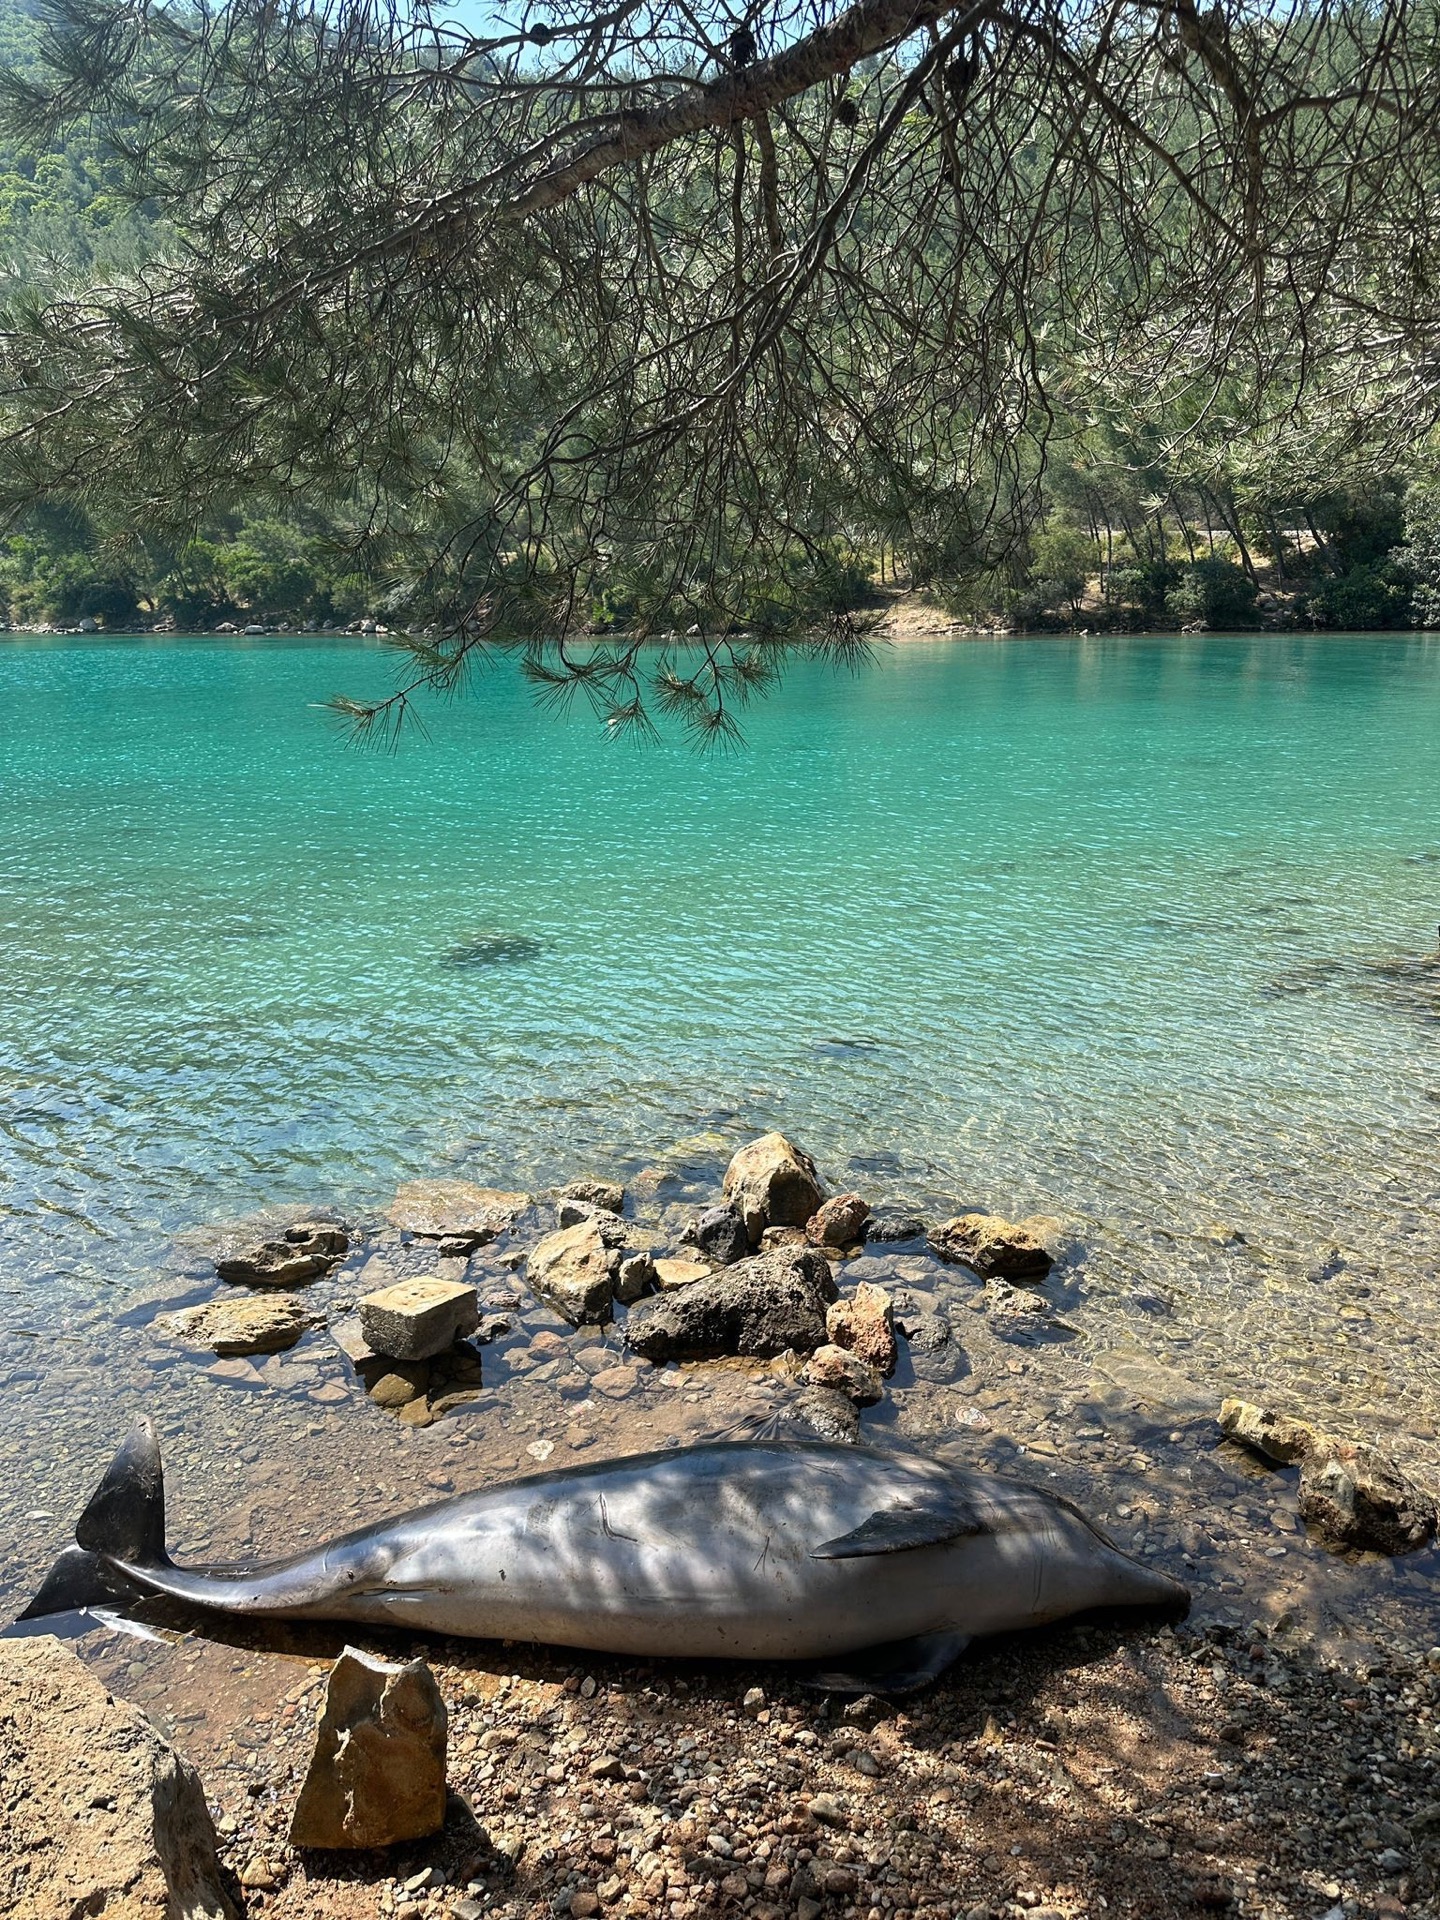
[359,1275,480,1361]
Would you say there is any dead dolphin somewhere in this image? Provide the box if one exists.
[20,1419,1186,1691]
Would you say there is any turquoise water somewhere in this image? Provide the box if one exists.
[2,631,1439,1431]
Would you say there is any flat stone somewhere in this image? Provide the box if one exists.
[0,1634,239,1918]
[289,1647,447,1849]
[329,1315,380,1365]
[359,1276,480,1361]
[591,1365,639,1398]
[387,1179,529,1246]
[160,1293,315,1356]
[653,1257,711,1291]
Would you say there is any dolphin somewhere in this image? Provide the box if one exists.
[18,1418,1187,1692]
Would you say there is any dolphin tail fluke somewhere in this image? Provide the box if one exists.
[17,1418,170,1622]
[74,1416,170,1566]
[17,1544,152,1620]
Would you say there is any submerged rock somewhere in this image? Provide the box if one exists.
[865,1207,928,1243]
[624,1246,837,1362]
[1218,1398,1317,1466]
[806,1192,871,1250]
[215,1222,346,1288]
[359,1275,480,1361]
[0,1634,238,1919]
[560,1178,626,1215]
[527,1219,620,1325]
[929,1212,1053,1281]
[160,1292,316,1356]
[723,1133,826,1246]
[387,1179,529,1248]
[826,1281,897,1376]
[1220,1397,1436,1555]
[682,1203,750,1266]
[289,1647,447,1850]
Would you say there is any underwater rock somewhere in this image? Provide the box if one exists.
[215,1221,346,1288]
[1219,1398,1317,1465]
[929,1213,1052,1281]
[387,1179,529,1248]
[865,1208,928,1243]
[442,932,544,967]
[160,1293,316,1356]
[790,1385,861,1443]
[560,1178,625,1215]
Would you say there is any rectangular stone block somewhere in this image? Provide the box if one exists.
[358,1276,479,1361]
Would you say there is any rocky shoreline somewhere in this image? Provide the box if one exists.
[3,1131,1439,1920]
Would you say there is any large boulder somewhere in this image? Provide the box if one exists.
[624,1245,836,1361]
[387,1179,529,1249]
[1220,1398,1436,1555]
[526,1219,620,1325]
[0,1634,239,1919]
[723,1133,826,1246]
[928,1212,1052,1281]
[159,1292,316,1355]
[289,1648,447,1850]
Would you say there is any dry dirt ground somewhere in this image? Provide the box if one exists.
[53,1592,1433,1920]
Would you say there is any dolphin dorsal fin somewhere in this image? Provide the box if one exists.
[74,1418,169,1567]
[810,1491,988,1559]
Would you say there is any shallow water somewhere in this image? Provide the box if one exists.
[1,630,1438,1651]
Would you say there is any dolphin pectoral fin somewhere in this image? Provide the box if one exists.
[810,1495,989,1558]
[804,1630,973,1696]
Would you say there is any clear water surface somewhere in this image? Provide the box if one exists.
[1,631,1438,1459]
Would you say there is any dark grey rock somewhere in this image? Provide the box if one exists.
[623,1246,836,1361]
[864,1209,928,1243]
[790,1386,861,1444]
[681,1204,750,1266]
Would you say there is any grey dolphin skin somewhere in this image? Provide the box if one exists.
[20,1418,1187,1692]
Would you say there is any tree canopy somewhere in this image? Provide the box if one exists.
[1,0,1439,732]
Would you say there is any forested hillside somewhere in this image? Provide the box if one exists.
[1,0,1437,636]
